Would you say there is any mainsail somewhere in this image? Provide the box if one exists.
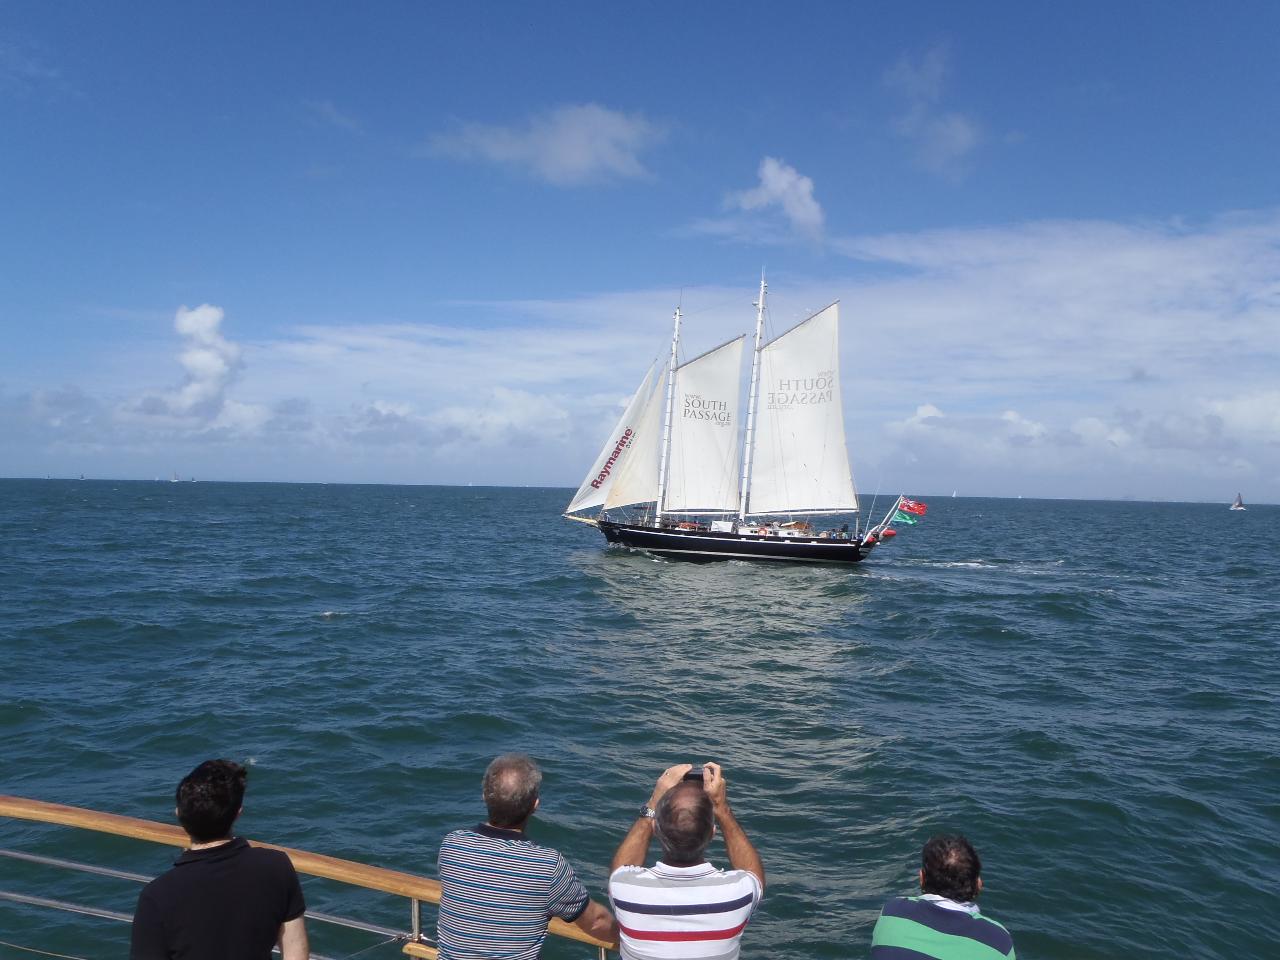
[564,362,659,515]
[663,336,745,514]
[746,304,858,515]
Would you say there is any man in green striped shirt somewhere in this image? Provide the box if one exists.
[871,835,1015,960]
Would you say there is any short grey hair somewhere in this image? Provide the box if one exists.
[482,753,542,827]
[654,781,714,864]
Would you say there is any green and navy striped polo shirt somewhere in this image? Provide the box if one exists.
[870,895,1015,960]
[436,823,590,960]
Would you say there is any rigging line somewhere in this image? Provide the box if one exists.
[866,476,884,521]
[676,293,741,318]
[0,938,90,960]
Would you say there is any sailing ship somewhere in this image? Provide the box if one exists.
[1230,492,1246,511]
[564,278,911,563]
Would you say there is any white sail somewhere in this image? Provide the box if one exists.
[664,337,745,514]
[747,303,858,515]
[603,362,668,509]
[565,362,659,514]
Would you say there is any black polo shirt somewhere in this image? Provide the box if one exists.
[129,837,306,960]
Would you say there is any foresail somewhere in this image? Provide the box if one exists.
[664,337,744,514]
[747,304,858,515]
[565,362,658,514]
[603,361,668,509]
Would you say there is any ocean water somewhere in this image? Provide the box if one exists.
[1,479,1276,960]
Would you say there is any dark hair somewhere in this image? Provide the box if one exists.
[176,759,246,843]
[921,834,982,902]
[483,754,542,828]
[654,782,714,865]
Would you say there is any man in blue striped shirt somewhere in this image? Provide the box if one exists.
[871,834,1015,960]
[436,754,617,960]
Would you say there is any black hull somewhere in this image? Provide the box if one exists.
[597,520,871,564]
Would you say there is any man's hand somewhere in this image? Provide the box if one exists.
[649,763,693,808]
[571,899,618,947]
[702,761,730,817]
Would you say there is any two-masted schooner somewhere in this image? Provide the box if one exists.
[564,278,907,563]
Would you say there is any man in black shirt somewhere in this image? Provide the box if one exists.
[130,759,309,960]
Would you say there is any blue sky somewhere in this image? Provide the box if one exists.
[3,1,1279,501]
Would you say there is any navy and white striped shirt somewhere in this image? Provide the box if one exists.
[437,824,590,960]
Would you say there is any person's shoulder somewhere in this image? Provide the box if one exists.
[608,864,656,884]
[877,895,918,916]
[242,844,299,876]
[975,911,1014,938]
[717,866,763,899]
[137,865,180,900]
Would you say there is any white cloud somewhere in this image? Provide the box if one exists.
[690,157,825,244]
[425,103,665,185]
[304,99,362,134]
[168,304,244,417]
[832,211,1280,498]
[725,157,825,239]
[884,44,981,177]
[5,211,1280,498]
[0,35,63,96]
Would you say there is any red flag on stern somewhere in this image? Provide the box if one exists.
[899,498,928,515]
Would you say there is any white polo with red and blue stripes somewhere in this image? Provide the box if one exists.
[608,861,762,960]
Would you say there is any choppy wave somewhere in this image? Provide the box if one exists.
[1,480,1277,960]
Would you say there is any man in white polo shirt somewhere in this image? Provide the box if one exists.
[608,762,765,960]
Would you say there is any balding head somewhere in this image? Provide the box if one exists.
[921,834,982,902]
[654,781,714,865]
[482,754,542,828]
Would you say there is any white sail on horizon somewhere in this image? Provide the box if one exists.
[603,361,668,509]
[664,336,745,514]
[564,361,660,515]
[746,304,858,515]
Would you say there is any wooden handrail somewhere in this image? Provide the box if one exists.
[0,795,613,950]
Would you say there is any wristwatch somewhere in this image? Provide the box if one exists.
[638,804,656,820]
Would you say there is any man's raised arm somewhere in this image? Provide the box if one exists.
[611,764,692,872]
[703,762,765,889]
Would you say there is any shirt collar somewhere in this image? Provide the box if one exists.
[919,893,980,916]
[475,822,527,841]
[175,836,248,866]
[652,860,715,877]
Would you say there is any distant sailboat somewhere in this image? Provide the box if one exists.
[564,277,918,563]
[170,472,180,483]
[1230,492,1246,511]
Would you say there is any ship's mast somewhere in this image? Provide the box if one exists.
[654,307,681,524]
[738,273,766,521]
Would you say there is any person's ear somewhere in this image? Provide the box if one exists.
[174,806,180,821]
[235,805,243,822]
[534,797,541,812]
[977,876,983,895]
[918,869,925,890]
